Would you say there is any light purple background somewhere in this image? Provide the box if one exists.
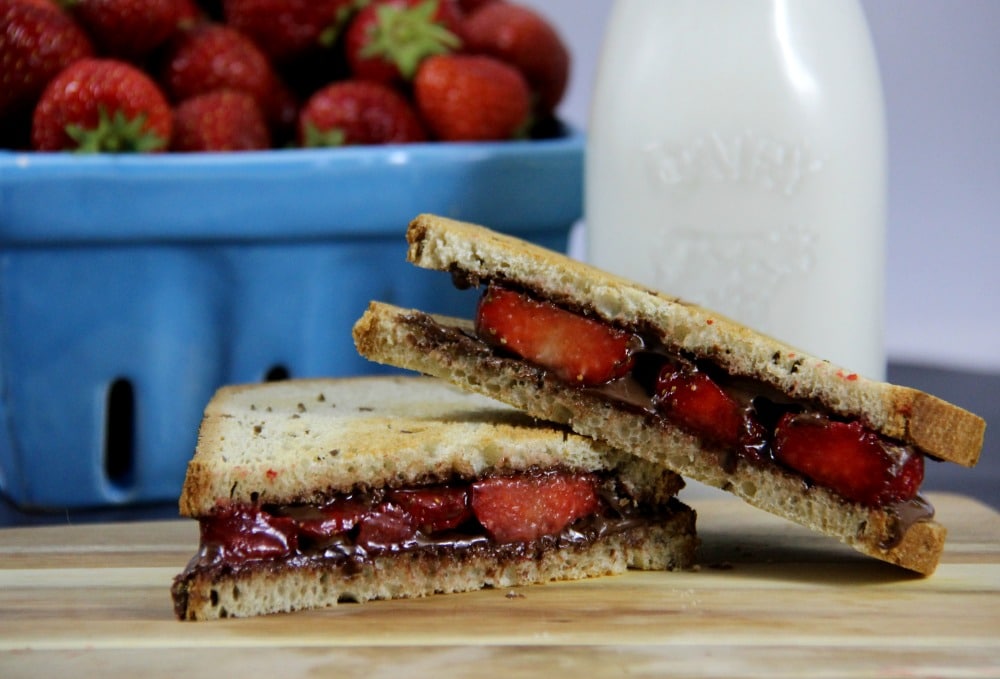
[519,0,999,373]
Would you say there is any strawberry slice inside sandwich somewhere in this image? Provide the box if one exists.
[476,285,637,385]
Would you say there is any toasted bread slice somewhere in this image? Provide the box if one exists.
[353,305,947,575]
[403,213,985,467]
[173,376,698,620]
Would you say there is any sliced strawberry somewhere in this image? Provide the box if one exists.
[202,505,298,562]
[476,285,637,386]
[888,448,926,504]
[386,485,471,532]
[355,503,418,550]
[295,496,371,541]
[773,413,924,506]
[654,363,744,447]
[471,471,600,543]
[737,407,771,465]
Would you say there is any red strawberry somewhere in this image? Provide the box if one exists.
[471,471,600,543]
[773,413,925,506]
[160,23,297,136]
[462,2,569,115]
[175,0,206,29]
[202,505,298,562]
[414,53,530,141]
[355,503,418,549]
[70,0,182,60]
[475,284,637,386]
[31,58,172,152]
[890,450,926,505]
[654,363,744,447]
[172,89,270,152]
[1,0,94,142]
[222,0,357,63]
[344,0,464,85]
[456,0,498,14]
[387,485,471,532]
[655,362,772,463]
[295,496,371,541]
[298,79,426,146]
[4,0,59,7]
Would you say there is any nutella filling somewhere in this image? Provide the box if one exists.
[178,469,678,579]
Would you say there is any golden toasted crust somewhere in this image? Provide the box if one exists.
[353,302,947,575]
[173,507,698,620]
[179,376,684,516]
[405,213,985,467]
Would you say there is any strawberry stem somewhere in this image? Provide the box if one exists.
[319,0,370,48]
[65,106,166,153]
[360,0,461,80]
[303,122,347,147]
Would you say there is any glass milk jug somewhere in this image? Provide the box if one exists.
[586,0,887,379]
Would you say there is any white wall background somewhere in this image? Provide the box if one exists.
[518,0,1000,373]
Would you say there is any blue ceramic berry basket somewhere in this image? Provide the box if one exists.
[0,129,583,509]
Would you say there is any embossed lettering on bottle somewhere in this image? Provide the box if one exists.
[640,129,824,328]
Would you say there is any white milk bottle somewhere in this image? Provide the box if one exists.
[586,0,887,379]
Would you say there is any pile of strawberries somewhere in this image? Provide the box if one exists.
[0,0,570,152]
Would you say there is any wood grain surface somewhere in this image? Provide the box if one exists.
[1,492,997,678]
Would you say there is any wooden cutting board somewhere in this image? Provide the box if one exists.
[1,492,998,678]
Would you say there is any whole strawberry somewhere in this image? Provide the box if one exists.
[222,0,357,63]
[1,0,93,145]
[463,2,569,115]
[160,23,297,136]
[344,0,464,86]
[414,53,529,141]
[31,57,172,152]
[172,89,270,152]
[70,0,184,61]
[175,0,205,29]
[298,79,426,146]
[455,0,497,14]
